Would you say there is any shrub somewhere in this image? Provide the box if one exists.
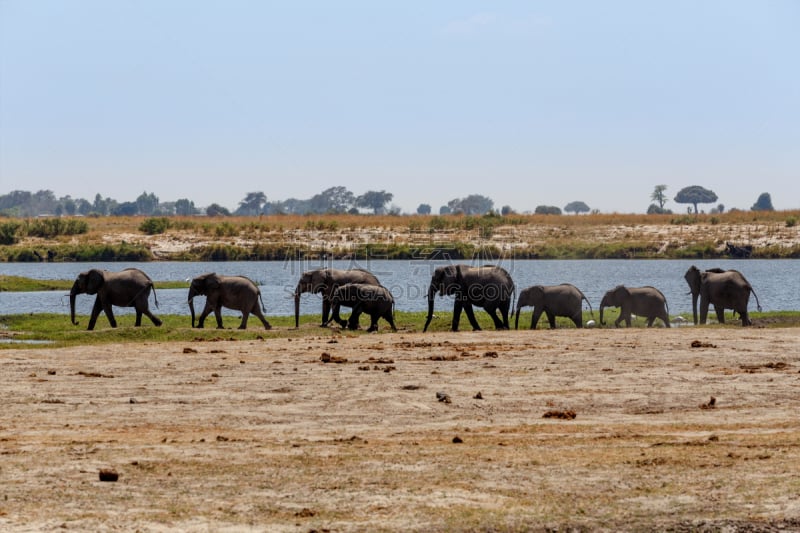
[139,217,171,235]
[787,217,797,228]
[23,218,89,238]
[0,221,21,245]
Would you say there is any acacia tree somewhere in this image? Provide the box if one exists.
[674,186,718,214]
[564,201,590,215]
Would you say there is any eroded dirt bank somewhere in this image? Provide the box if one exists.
[2,327,800,531]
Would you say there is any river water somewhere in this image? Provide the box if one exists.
[1,259,798,319]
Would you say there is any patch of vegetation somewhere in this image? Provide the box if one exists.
[139,217,171,235]
[22,218,89,238]
[2,310,797,349]
[0,275,187,292]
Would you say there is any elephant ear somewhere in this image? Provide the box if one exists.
[86,269,105,294]
[205,273,221,290]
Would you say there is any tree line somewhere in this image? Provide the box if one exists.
[648,185,775,214]
[0,184,775,218]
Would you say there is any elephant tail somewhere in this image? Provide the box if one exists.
[258,290,267,313]
[580,291,594,317]
[751,287,763,312]
[151,284,160,309]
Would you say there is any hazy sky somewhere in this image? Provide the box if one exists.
[1,1,798,213]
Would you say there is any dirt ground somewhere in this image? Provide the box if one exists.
[2,326,800,532]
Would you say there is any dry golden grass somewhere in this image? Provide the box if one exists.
[2,328,800,531]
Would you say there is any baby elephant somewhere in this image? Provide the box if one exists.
[188,273,271,330]
[515,283,593,329]
[327,283,397,332]
[599,285,670,328]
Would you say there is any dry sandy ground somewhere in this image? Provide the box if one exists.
[2,327,800,532]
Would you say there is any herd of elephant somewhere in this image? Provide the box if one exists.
[68,264,762,333]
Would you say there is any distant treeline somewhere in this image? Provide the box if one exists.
[0,187,587,218]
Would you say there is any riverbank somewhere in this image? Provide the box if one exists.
[2,211,800,261]
[1,328,799,531]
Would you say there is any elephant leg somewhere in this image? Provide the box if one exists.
[348,305,363,330]
[328,303,348,328]
[485,306,505,330]
[499,302,511,329]
[213,308,225,329]
[646,317,654,327]
[87,298,104,330]
[251,306,272,330]
[740,310,751,326]
[571,312,582,328]
[135,310,143,327]
[100,299,117,328]
[321,299,332,327]
[141,305,162,327]
[238,312,250,329]
[714,306,725,324]
[530,308,542,329]
[462,302,482,331]
[384,310,397,332]
[451,300,463,331]
[367,311,380,332]
[545,310,557,329]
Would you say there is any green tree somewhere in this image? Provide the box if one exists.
[175,198,197,216]
[356,190,394,214]
[751,192,774,211]
[447,194,494,215]
[136,191,159,215]
[236,192,267,215]
[416,203,432,215]
[674,186,718,214]
[535,205,562,215]
[564,201,590,215]
[309,186,355,213]
[206,203,231,216]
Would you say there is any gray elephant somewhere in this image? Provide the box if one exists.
[294,268,380,327]
[423,264,515,332]
[326,283,397,332]
[70,268,162,330]
[599,285,670,328]
[188,273,271,330]
[684,266,762,326]
[515,283,593,329]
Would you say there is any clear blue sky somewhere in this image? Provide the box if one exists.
[1,1,798,213]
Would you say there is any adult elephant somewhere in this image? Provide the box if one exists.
[188,273,271,330]
[293,268,380,328]
[423,264,514,332]
[599,285,670,328]
[684,266,762,326]
[325,283,397,332]
[515,283,593,329]
[70,268,162,330]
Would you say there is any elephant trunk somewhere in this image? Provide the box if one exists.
[599,296,608,326]
[514,307,521,330]
[69,287,79,325]
[294,291,301,328]
[422,284,436,332]
[188,287,197,328]
[691,293,699,325]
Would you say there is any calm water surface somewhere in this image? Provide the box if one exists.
[1,259,798,319]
